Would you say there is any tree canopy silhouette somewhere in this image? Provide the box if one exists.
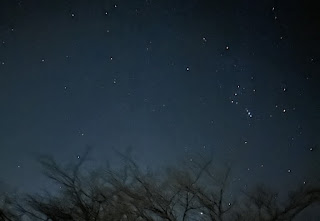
[1,151,319,221]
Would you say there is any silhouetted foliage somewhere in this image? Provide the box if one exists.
[1,152,319,221]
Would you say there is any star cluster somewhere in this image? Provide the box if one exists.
[0,0,319,195]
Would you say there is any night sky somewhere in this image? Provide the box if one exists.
[0,0,319,195]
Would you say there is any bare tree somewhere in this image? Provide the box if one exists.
[2,151,319,221]
[0,193,20,221]
[231,184,320,221]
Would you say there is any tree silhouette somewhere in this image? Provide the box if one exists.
[1,152,319,221]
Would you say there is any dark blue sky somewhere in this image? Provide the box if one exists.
[0,0,319,195]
